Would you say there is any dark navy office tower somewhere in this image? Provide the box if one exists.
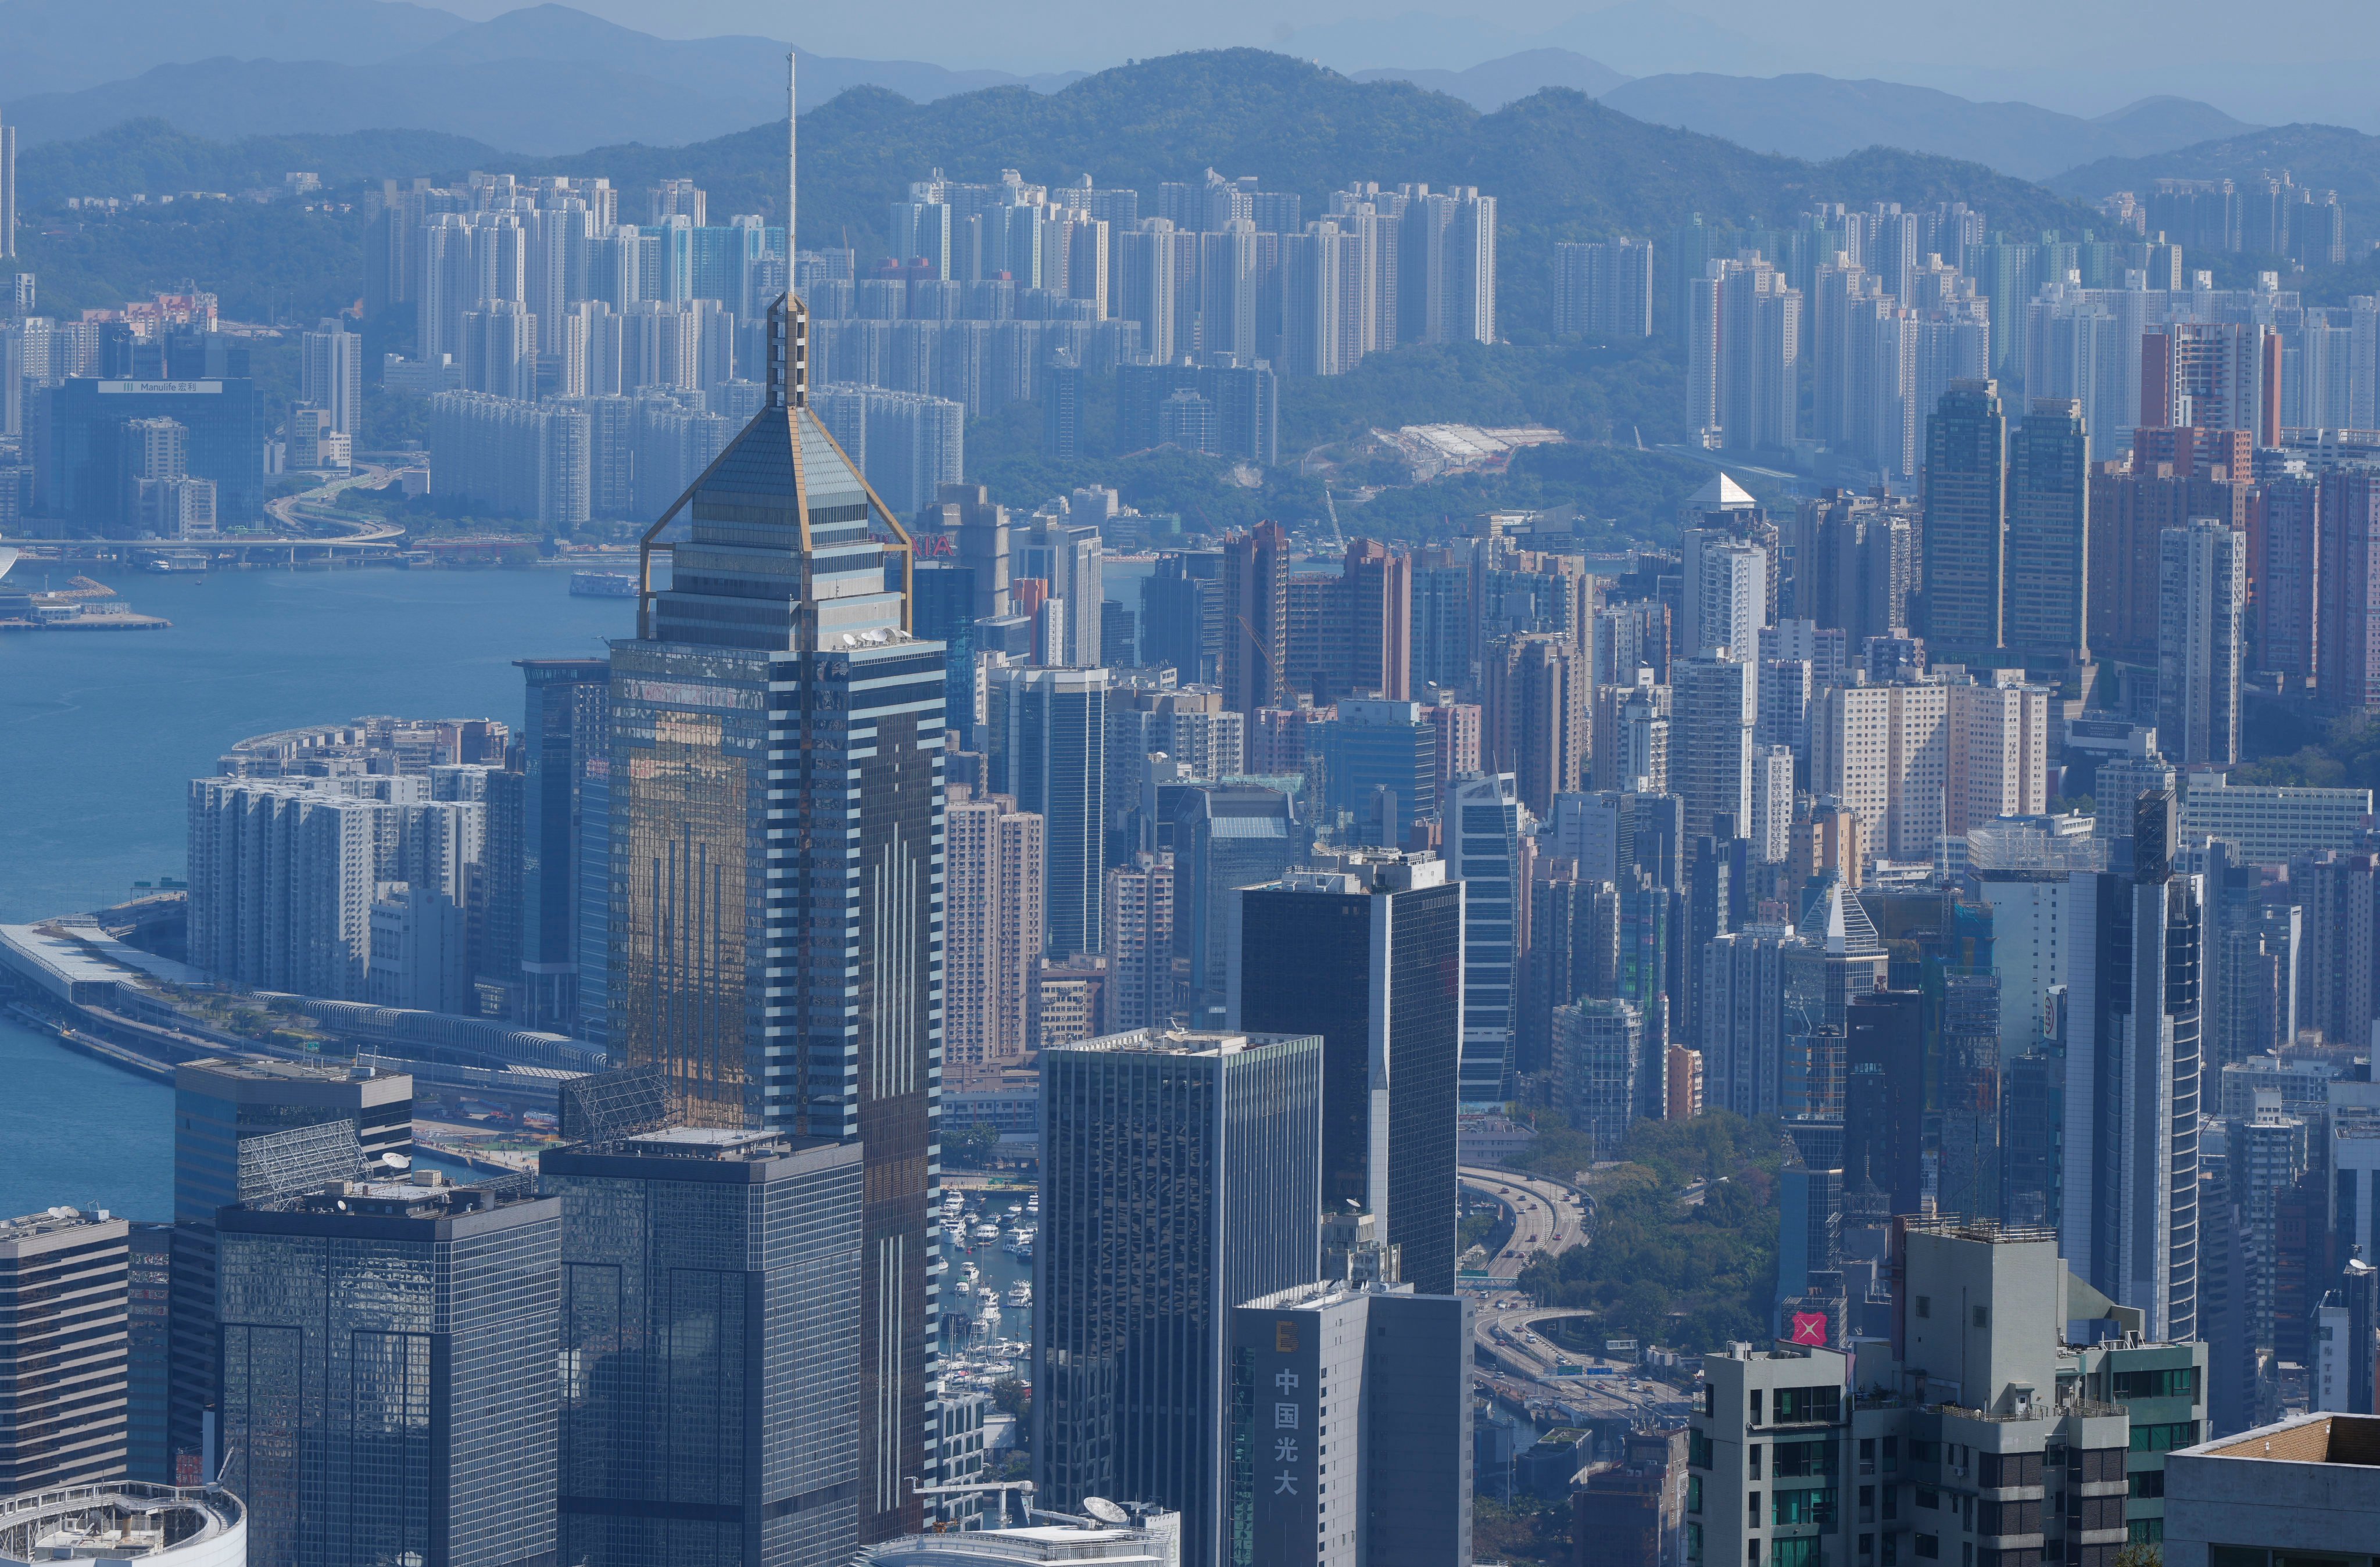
[1036,1028,1325,1567]
[541,1127,864,1567]
[168,1056,413,1484]
[1231,851,1465,1294]
[214,1177,560,1567]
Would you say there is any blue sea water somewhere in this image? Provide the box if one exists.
[0,564,632,1220]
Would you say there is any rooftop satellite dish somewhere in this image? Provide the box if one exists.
[1082,1497,1130,1525]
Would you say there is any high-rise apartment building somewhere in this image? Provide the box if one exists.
[0,1209,129,1495]
[186,775,486,1002]
[1554,238,1654,339]
[607,293,942,1540]
[1681,532,1770,658]
[1222,522,1291,716]
[1809,680,1951,862]
[2142,321,2281,447]
[1554,996,1646,1156]
[1672,653,1756,843]
[2158,518,2247,765]
[1036,1028,1324,1567]
[1944,677,2053,840]
[944,786,1044,1079]
[1692,1223,2208,1567]
[2088,442,2250,668]
[1233,854,1466,1293]
[1481,634,1588,820]
[1688,256,1804,454]
[1921,378,2009,662]
[216,1178,559,1567]
[2003,397,2090,670]
[541,1128,864,1567]
[2317,467,2380,715]
[1100,852,1174,1035]
[298,318,363,437]
[1445,773,1525,1105]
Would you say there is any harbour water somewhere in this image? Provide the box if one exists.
[0,565,632,1220]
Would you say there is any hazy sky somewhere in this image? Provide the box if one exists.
[432,0,2374,76]
[414,0,2379,121]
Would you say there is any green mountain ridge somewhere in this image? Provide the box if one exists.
[2048,121,2380,247]
[14,50,2111,338]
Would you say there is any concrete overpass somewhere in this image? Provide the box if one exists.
[1459,1164,1592,1280]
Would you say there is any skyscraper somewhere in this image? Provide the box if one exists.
[943,786,1043,1080]
[1036,1028,1324,1567]
[1921,378,2008,662]
[517,658,609,1034]
[987,665,1108,958]
[1445,773,1524,1105]
[298,318,363,438]
[1481,634,1587,820]
[0,110,14,262]
[1222,522,1291,716]
[1671,652,1756,843]
[1101,852,1174,1034]
[0,1209,128,1495]
[2157,518,2246,765]
[609,257,942,1534]
[541,1128,864,1567]
[168,1056,413,1484]
[1175,784,1301,1027]
[1554,238,1654,339]
[216,1179,559,1567]
[2065,788,2203,1342]
[1233,854,1466,1293]
[2004,397,2090,671]
[1226,1281,1475,1567]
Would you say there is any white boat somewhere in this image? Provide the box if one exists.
[978,1286,1001,1312]
[1005,1282,1032,1308]
[971,1222,1000,1242]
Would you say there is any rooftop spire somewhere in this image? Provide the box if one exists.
[766,49,805,410]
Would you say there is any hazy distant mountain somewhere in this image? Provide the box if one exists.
[1,2,1082,153]
[0,0,468,98]
[1597,73,2261,180]
[1354,50,1632,112]
[1283,1,1774,78]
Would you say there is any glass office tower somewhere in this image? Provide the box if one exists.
[215,1179,560,1567]
[609,292,942,1540]
[542,1128,864,1567]
[168,1056,413,1484]
[1037,1029,1324,1567]
[1233,853,1465,1293]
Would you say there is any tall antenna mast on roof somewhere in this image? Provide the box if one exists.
[768,50,806,410]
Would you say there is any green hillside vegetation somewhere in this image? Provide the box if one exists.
[16,199,368,321]
[19,118,510,203]
[962,334,1708,541]
[1515,1109,1785,1353]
